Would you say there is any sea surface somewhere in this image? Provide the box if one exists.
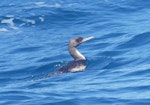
[0,0,150,105]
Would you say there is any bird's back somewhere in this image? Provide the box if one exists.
[57,60,87,73]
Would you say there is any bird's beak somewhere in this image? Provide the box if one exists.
[82,36,94,43]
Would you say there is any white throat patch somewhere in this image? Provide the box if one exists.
[75,49,86,60]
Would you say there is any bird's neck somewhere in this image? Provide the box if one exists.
[68,46,86,61]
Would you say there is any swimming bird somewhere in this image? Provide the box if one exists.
[47,36,94,77]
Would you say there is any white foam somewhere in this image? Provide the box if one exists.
[54,3,61,8]
[0,28,9,32]
[39,17,44,22]
[34,2,61,8]
[11,26,19,30]
[1,18,14,26]
[6,15,14,18]
[1,18,19,30]
[34,2,45,5]
[68,3,78,7]
[23,19,35,24]
[34,2,48,7]
[19,23,26,27]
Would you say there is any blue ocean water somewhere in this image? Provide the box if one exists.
[0,0,150,105]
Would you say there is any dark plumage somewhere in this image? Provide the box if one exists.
[46,36,94,77]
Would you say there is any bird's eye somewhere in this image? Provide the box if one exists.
[76,37,83,43]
